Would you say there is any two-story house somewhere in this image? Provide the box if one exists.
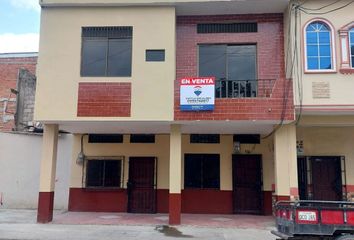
[34,0,354,226]
[286,0,354,204]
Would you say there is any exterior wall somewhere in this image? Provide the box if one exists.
[0,132,72,209]
[289,0,354,109]
[297,126,354,201]
[69,133,274,214]
[175,14,294,121]
[0,56,37,132]
[16,69,37,131]
[34,6,175,122]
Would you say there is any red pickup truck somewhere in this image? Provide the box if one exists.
[272,201,354,240]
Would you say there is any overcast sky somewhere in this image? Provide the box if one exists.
[0,0,40,53]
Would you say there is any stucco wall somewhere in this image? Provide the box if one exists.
[70,134,274,191]
[34,6,175,122]
[289,0,354,107]
[297,126,354,186]
[0,132,72,209]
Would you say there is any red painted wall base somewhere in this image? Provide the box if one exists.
[169,193,181,225]
[68,188,127,212]
[263,191,273,215]
[67,188,274,216]
[37,192,54,223]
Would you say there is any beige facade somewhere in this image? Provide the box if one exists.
[287,0,354,109]
[69,133,275,192]
[34,6,175,122]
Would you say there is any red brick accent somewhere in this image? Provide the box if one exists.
[0,57,37,132]
[37,191,54,223]
[175,14,294,121]
[77,82,131,117]
[181,189,233,214]
[169,193,181,225]
[68,188,128,212]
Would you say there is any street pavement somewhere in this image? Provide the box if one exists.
[0,209,277,240]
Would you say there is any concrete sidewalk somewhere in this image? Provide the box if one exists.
[0,209,277,240]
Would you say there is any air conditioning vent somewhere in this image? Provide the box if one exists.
[197,23,258,34]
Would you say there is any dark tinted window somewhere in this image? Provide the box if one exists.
[199,44,257,98]
[81,27,132,77]
[130,134,155,143]
[86,160,121,188]
[88,134,123,143]
[146,50,165,62]
[227,45,256,80]
[107,39,132,76]
[184,154,220,189]
[199,45,226,80]
[190,134,220,144]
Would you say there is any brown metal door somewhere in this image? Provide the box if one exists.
[233,155,262,214]
[128,157,156,213]
[311,156,342,201]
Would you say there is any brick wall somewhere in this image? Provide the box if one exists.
[175,14,294,121]
[77,82,131,117]
[0,57,37,132]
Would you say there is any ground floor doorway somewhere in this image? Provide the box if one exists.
[232,154,263,214]
[127,157,157,213]
[298,156,344,201]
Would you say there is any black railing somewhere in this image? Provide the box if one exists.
[216,79,276,98]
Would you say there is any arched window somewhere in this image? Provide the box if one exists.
[350,28,354,68]
[305,20,335,71]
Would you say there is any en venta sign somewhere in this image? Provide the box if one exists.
[180,77,215,111]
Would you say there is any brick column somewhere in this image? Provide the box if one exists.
[37,124,59,223]
[274,124,299,201]
[169,124,182,225]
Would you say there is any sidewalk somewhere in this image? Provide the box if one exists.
[0,209,277,240]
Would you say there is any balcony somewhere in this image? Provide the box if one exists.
[216,79,276,99]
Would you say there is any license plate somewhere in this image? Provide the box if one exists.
[298,211,317,222]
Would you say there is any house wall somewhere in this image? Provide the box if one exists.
[0,56,37,132]
[174,14,294,121]
[297,126,354,201]
[34,6,175,122]
[289,0,354,108]
[0,132,72,209]
[68,134,274,214]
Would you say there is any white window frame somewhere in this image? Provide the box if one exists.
[303,19,336,73]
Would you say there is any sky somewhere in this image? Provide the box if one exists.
[0,0,40,53]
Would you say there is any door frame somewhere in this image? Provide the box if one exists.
[127,156,158,213]
[297,156,346,201]
[232,154,263,215]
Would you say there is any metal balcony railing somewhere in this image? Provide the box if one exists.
[216,79,276,98]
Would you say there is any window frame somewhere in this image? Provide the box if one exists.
[80,27,133,77]
[85,157,124,189]
[198,43,258,98]
[303,19,336,73]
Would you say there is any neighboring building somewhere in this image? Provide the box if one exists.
[0,53,37,132]
[286,0,354,203]
[0,53,72,210]
[34,0,354,226]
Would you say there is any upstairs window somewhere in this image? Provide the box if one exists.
[81,27,132,77]
[305,20,335,71]
[199,44,257,98]
[350,28,354,68]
